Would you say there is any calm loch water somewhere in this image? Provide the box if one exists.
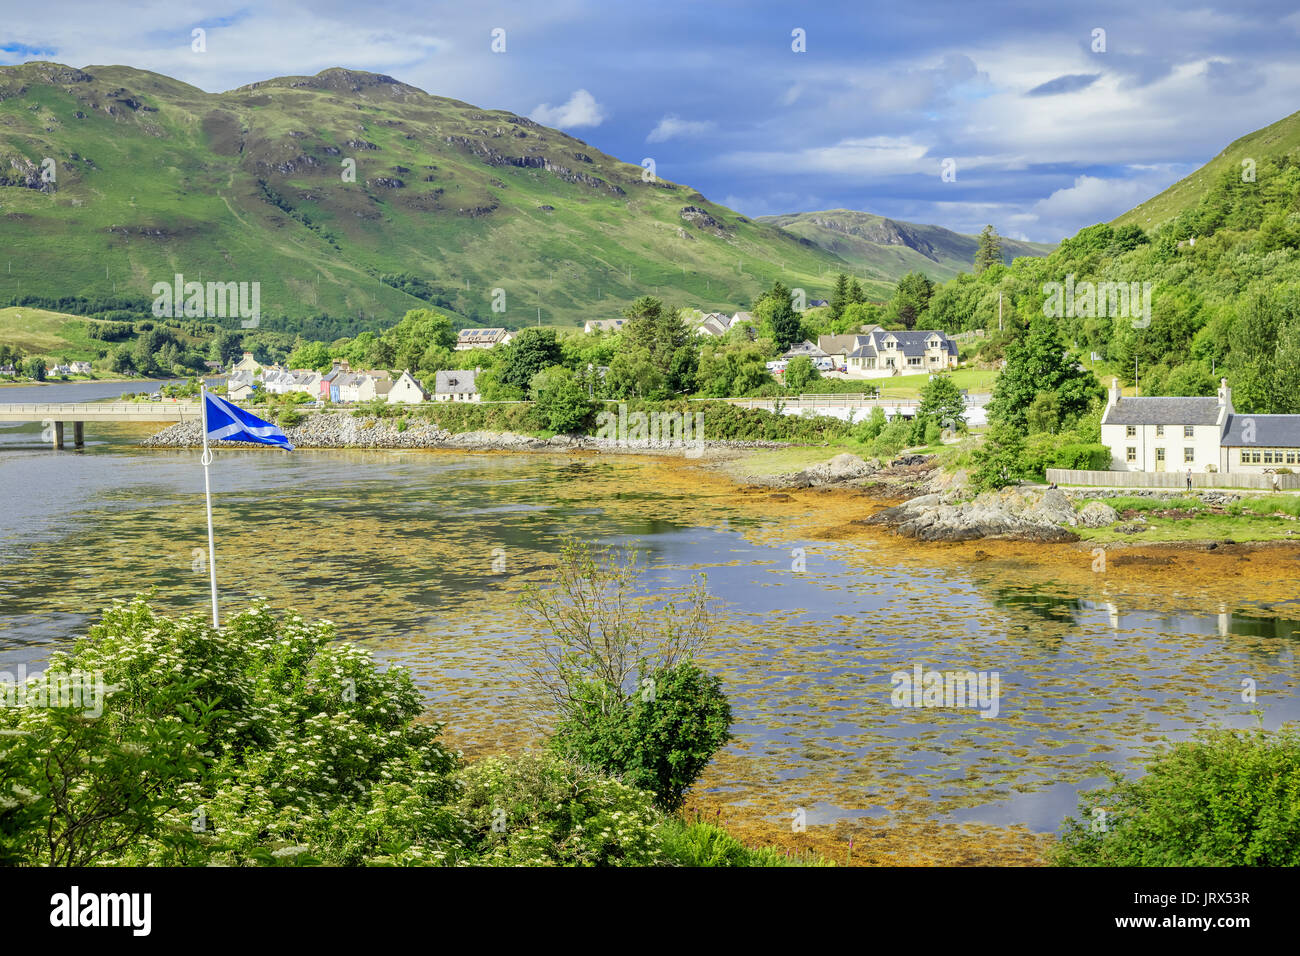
[2,380,1298,837]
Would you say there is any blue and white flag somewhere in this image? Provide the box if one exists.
[203,391,294,451]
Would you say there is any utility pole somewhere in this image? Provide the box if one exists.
[1135,355,1139,396]
[998,292,1003,333]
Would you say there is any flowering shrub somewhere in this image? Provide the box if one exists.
[0,599,770,867]
[0,598,462,866]
[449,753,662,866]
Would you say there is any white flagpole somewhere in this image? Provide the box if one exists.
[199,383,219,628]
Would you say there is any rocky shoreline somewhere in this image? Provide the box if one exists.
[139,413,789,455]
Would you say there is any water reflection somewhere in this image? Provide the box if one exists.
[0,382,1298,838]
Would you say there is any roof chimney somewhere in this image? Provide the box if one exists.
[1218,377,1233,416]
[1108,376,1121,406]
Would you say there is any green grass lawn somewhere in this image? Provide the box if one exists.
[873,366,999,398]
[1074,493,1300,543]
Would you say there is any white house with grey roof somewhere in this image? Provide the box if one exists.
[434,369,480,402]
[1101,377,1300,474]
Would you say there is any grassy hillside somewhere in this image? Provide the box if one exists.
[1114,109,1300,230]
[758,209,1053,283]
[0,62,855,335]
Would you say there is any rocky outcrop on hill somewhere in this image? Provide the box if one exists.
[864,487,1082,542]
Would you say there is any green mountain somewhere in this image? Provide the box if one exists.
[1114,108,1300,231]
[757,209,1054,283]
[0,62,865,335]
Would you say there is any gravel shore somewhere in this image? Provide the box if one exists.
[140,412,789,455]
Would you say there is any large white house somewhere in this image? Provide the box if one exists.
[816,328,957,378]
[1101,377,1300,474]
[455,328,513,350]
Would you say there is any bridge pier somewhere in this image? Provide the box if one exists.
[51,421,63,450]
[73,421,84,448]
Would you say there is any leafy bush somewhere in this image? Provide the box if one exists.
[1053,727,1300,866]
[449,753,663,866]
[551,663,732,812]
[0,599,463,866]
[1049,442,1111,470]
[520,540,732,812]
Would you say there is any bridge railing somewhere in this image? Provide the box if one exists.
[0,402,201,416]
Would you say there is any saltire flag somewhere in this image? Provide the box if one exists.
[203,391,294,451]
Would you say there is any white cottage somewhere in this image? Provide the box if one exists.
[388,370,428,404]
[1101,378,1300,474]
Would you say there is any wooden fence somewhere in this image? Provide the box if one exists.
[1046,468,1300,490]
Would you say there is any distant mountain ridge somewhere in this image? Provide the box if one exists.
[0,62,855,335]
[758,209,1055,283]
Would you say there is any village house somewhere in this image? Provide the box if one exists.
[355,371,393,402]
[50,364,73,377]
[226,370,257,402]
[230,351,261,374]
[584,319,627,334]
[70,361,92,374]
[291,369,322,395]
[434,369,480,402]
[320,362,350,402]
[388,370,428,404]
[695,312,732,337]
[1101,377,1300,475]
[0,365,16,377]
[820,328,958,378]
[455,328,513,351]
[781,340,835,371]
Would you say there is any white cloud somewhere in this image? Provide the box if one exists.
[531,89,607,129]
[646,114,715,143]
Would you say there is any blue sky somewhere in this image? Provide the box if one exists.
[3,0,1298,241]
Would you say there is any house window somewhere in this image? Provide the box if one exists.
[1241,449,1261,465]
[1156,448,1166,463]
[1126,426,1136,438]
[1184,447,1194,463]
[1126,447,1137,463]
[1184,425,1194,438]
[1264,450,1276,464]
[908,357,922,366]
[1155,425,1165,437]
[1289,451,1298,465]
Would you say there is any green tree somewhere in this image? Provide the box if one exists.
[23,357,46,381]
[829,272,850,321]
[987,316,1103,431]
[916,375,966,433]
[618,296,696,396]
[974,224,1003,273]
[887,272,934,329]
[532,366,598,433]
[495,328,563,398]
[287,340,332,371]
[755,281,801,350]
[783,355,819,392]
[695,340,775,397]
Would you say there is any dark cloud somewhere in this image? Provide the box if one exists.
[1026,73,1101,96]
